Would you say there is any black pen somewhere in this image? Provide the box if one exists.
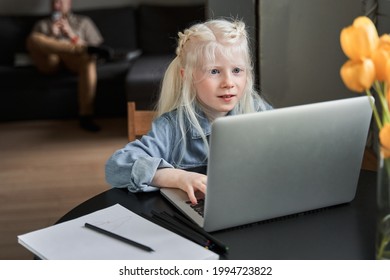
[84,223,154,252]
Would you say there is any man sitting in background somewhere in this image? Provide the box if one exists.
[26,0,111,132]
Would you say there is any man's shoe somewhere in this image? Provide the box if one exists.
[86,45,113,61]
[79,115,101,132]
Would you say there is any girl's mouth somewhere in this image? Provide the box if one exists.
[218,94,235,101]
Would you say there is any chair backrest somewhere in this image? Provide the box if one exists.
[127,102,155,141]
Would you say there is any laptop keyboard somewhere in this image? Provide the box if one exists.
[186,198,205,217]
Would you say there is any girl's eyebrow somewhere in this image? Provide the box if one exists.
[200,65,219,72]
[203,64,246,69]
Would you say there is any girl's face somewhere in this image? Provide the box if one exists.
[192,52,247,115]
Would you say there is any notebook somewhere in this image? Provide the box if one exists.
[161,96,373,232]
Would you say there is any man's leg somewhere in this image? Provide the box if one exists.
[27,32,85,56]
[27,32,100,131]
[26,33,64,74]
[61,53,100,132]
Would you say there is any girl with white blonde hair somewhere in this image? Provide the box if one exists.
[105,18,272,204]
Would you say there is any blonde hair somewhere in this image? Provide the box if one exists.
[156,18,263,157]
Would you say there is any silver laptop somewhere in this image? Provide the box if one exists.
[161,96,373,232]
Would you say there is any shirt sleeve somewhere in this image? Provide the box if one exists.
[79,16,103,46]
[105,115,175,193]
[32,19,51,35]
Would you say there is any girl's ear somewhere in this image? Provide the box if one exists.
[180,68,185,79]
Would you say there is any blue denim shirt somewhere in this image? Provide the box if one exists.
[105,98,272,193]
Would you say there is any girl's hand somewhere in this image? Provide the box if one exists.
[176,170,207,204]
[152,168,207,204]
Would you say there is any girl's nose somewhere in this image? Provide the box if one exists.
[221,73,234,89]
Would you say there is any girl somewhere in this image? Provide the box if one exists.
[105,18,272,204]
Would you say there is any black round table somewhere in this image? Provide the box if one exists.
[57,170,377,259]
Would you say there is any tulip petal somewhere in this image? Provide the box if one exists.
[340,16,378,60]
[372,35,390,81]
[340,59,376,92]
[372,49,390,81]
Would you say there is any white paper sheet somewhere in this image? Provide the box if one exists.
[18,204,219,260]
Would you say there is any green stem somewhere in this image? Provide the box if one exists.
[377,157,390,259]
[366,89,383,130]
[374,81,390,124]
[377,212,390,259]
[377,234,390,259]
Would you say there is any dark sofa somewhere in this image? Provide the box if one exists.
[0,4,205,121]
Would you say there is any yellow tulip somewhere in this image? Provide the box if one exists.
[377,34,390,48]
[340,16,378,60]
[340,59,376,92]
[372,34,390,81]
[372,49,390,81]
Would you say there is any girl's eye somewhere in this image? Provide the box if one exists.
[233,67,243,74]
[210,69,220,75]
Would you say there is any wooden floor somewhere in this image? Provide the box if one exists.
[0,117,128,260]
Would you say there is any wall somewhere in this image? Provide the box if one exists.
[378,0,390,34]
[207,0,257,41]
[0,0,204,15]
[257,0,370,108]
[207,0,257,65]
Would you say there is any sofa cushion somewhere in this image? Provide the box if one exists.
[0,16,40,65]
[0,14,45,66]
[125,54,175,109]
[137,4,205,55]
[0,17,21,65]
